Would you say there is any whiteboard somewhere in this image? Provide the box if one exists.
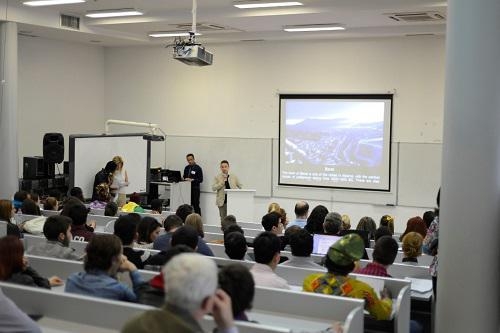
[69,134,151,199]
[162,136,272,197]
[397,142,442,207]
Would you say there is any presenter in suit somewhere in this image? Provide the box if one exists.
[212,160,242,222]
[183,153,203,215]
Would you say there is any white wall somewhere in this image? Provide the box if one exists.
[18,36,105,173]
[103,36,445,229]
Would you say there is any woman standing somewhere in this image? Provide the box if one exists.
[111,156,129,207]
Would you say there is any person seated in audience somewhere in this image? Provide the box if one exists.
[281,228,324,269]
[89,183,111,210]
[135,216,162,249]
[379,215,395,235]
[171,226,199,250]
[0,289,42,333]
[422,210,435,229]
[341,214,351,231]
[357,235,399,278]
[138,245,194,306]
[153,214,184,251]
[221,214,237,233]
[218,263,255,321]
[12,191,30,213]
[26,215,80,260]
[303,234,393,320]
[30,192,40,205]
[0,199,21,238]
[279,207,289,229]
[176,204,194,222]
[374,226,392,243]
[65,234,145,302]
[401,232,423,265]
[267,202,281,213]
[19,198,46,235]
[69,187,86,203]
[223,223,244,237]
[261,211,286,251]
[282,225,301,251]
[43,196,59,211]
[150,198,163,214]
[399,216,427,241]
[224,231,248,260]
[0,236,63,289]
[114,215,149,269]
[305,205,329,234]
[185,213,204,238]
[123,253,236,333]
[250,232,290,289]
[356,216,377,240]
[61,198,95,242]
[288,200,309,229]
[323,212,342,236]
[104,201,118,217]
[153,215,214,256]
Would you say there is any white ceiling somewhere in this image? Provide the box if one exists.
[6,0,447,46]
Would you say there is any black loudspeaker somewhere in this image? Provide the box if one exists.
[23,156,55,179]
[43,133,64,164]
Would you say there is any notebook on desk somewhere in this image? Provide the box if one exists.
[312,234,342,255]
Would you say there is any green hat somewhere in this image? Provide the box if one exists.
[327,234,365,266]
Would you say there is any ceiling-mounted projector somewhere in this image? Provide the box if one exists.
[173,42,213,66]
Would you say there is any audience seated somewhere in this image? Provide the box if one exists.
[323,212,342,235]
[176,204,194,222]
[401,232,423,265]
[0,289,42,333]
[356,216,377,240]
[43,197,59,211]
[279,207,289,229]
[172,225,214,256]
[357,236,399,278]
[288,201,309,229]
[135,216,161,249]
[303,234,392,320]
[224,232,248,260]
[223,224,244,238]
[261,212,284,235]
[221,215,237,233]
[267,202,281,213]
[374,226,392,242]
[153,215,183,251]
[399,216,427,241]
[138,245,194,306]
[250,232,290,290]
[12,191,30,213]
[65,234,145,302]
[422,210,435,229]
[114,215,149,269]
[379,215,395,235]
[281,225,301,251]
[104,201,118,217]
[19,198,46,235]
[305,205,329,234]
[185,213,204,238]
[68,186,85,203]
[0,199,21,238]
[122,253,236,333]
[218,264,255,322]
[61,198,95,242]
[281,228,324,269]
[26,215,80,260]
[149,199,163,214]
[341,214,351,231]
[0,236,63,289]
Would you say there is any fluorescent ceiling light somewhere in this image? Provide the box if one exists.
[284,25,345,32]
[23,0,85,6]
[85,9,143,18]
[149,32,202,38]
[234,2,302,9]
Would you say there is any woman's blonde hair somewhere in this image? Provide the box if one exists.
[402,232,423,258]
[185,213,204,238]
[341,214,351,230]
[267,202,281,213]
[112,156,124,167]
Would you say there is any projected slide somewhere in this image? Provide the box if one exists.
[279,95,392,191]
[69,134,151,199]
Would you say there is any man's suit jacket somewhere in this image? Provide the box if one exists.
[211,173,242,207]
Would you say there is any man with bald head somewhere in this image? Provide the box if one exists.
[287,201,309,229]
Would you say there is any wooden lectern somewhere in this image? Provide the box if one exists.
[224,189,256,222]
